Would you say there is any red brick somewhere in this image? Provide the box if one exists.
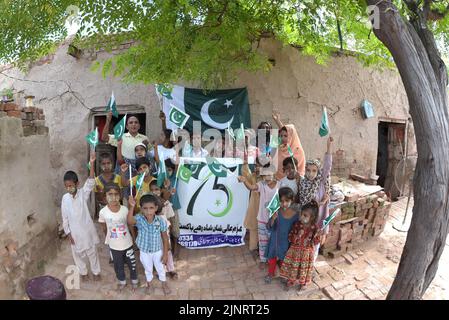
[6,110,21,118]
[3,103,19,111]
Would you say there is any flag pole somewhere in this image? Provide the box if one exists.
[129,164,133,198]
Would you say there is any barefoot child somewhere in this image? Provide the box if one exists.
[149,180,178,279]
[280,157,300,196]
[128,194,171,295]
[264,187,299,284]
[280,201,322,290]
[99,183,138,291]
[94,152,122,208]
[238,164,280,267]
[61,151,101,282]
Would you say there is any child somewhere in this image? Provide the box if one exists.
[149,180,178,280]
[121,157,156,213]
[280,157,300,196]
[182,131,209,158]
[61,151,101,281]
[150,129,176,164]
[162,159,181,260]
[127,194,171,295]
[280,201,322,290]
[98,183,138,291]
[297,136,333,260]
[272,111,306,179]
[264,187,299,284]
[238,163,280,268]
[94,152,122,208]
[118,140,157,176]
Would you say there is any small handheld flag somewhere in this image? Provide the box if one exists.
[106,92,118,118]
[114,114,127,140]
[155,83,173,100]
[322,208,340,230]
[177,164,192,183]
[319,106,330,137]
[287,144,297,172]
[129,164,133,198]
[206,157,227,178]
[269,135,280,149]
[157,159,167,187]
[85,127,99,149]
[169,104,190,129]
[135,171,146,195]
[266,191,280,218]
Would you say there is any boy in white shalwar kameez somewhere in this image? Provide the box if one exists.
[61,151,101,281]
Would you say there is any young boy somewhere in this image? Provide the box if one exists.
[94,152,122,207]
[61,151,101,281]
[128,194,171,295]
[280,157,300,196]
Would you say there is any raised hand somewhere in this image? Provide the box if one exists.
[159,111,166,122]
[120,162,128,173]
[272,110,280,122]
[128,195,136,208]
[106,111,113,122]
[89,150,96,164]
[237,176,247,183]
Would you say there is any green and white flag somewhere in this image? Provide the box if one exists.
[189,162,206,180]
[135,171,146,194]
[319,106,330,137]
[177,164,192,183]
[206,156,227,178]
[157,159,167,187]
[169,104,190,129]
[266,191,280,218]
[161,85,251,133]
[85,127,99,149]
[114,114,127,140]
[287,145,297,172]
[106,92,118,118]
[269,135,281,148]
[227,121,235,140]
[235,123,245,141]
[155,83,173,100]
[322,208,340,230]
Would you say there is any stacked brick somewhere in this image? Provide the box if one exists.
[321,191,391,258]
[0,102,48,136]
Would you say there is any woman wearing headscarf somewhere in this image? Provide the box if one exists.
[272,111,306,180]
[297,136,334,261]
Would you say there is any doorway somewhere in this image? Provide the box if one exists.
[376,121,406,200]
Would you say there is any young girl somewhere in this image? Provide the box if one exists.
[98,183,138,291]
[264,187,299,283]
[94,153,122,209]
[149,180,178,279]
[150,129,177,164]
[297,136,333,260]
[272,111,306,179]
[238,163,280,267]
[280,201,322,290]
[182,131,209,158]
[128,194,171,295]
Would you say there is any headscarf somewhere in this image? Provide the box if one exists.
[298,159,330,207]
[276,124,305,179]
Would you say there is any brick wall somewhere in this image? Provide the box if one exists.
[0,103,48,136]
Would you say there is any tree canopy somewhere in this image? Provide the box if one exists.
[1,1,447,89]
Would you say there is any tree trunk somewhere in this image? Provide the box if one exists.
[365,0,449,299]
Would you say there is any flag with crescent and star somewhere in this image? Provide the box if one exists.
[106,92,118,118]
[169,104,190,129]
[85,127,99,149]
[113,114,127,140]
[177,164,192,183]
[161,85,251,133]
[206,156,228,178]
[266,191,280,218]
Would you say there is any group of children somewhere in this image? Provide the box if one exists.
[238,111,333,291]
[61,109,333,295]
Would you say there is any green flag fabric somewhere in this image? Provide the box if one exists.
[206,157,227,178]
[155,83,173,100]
[169,104,190,129]
[106,92,118,118]
[322,208,341,230]
[269,135,281,148]
[135,171,146,194]
[319,106,330,137]
[189,163,206,179]
[235,123,245,141]
[157,159,167,187]
[114,114,127,140]
[162,85,251,133]
[177,164,192,183]
[85,127,99,149]
[266,191,280,218]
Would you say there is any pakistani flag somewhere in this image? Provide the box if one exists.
[161,85,251,133]
[227,121,235,140]
[206,157,227,178]
[322,208,341,230]
[319,106,330,137]
[106,92,118,118]
[266,191,280,218]
[269,135,280,148]
[85,127,99,149]
[135,171,146,194]
[189,162,206,179]
[157,159,167,187]
[169,104,190,129]
[287,145,297,171]
[177,164,192,183]
[155,83,173,100]
[114,114,127,140]
[235,123,245,141]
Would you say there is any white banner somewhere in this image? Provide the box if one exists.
[177,157,250,249]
